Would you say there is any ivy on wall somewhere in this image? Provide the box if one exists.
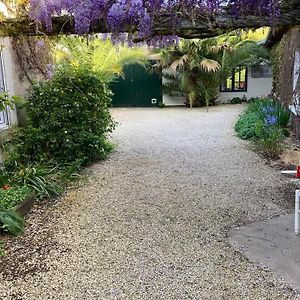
[270,36,284,99]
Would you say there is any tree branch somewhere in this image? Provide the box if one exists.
[0,1,299,38]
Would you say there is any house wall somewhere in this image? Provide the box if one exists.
[1,38,20,128]
[163,94,185,106]
[218,71,272,103]
[163,66,273,106]
[0,38,27,161]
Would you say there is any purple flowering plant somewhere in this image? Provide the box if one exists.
[28,0,280,45]
[262,106,276,114]
[264,114,278,126]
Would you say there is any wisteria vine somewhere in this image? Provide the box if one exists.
[29,0,279,45]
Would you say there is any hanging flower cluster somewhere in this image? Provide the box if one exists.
[29,0,279,44]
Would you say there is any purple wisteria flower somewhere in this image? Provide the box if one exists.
[264,115,278,126]
[46,64,55,80]
[28,0,280,46]
[36,40,45,49]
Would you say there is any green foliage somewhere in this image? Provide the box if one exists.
[239,28,270,41]
[247,97,262,103]
[0,38,124,240]
[0,92,25,112]
[254,122,284,159]
[55,37,148,83]
[8,67,115,167]
[0,208,25,236]
[158,34,268,108]
[235,98,290,158]
[235,112,263,139]
[4,163,65,199]
[270,40,284,96]
[229,97,243,104]
[0,185,31,209]
[245,98,290,128]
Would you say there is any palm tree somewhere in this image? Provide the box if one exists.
[158,35,269,108]
[54,37,148,83]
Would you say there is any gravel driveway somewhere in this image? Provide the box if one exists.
[1,105,299,299]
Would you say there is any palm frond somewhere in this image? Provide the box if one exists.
[200,59,221,72]
[54,37,148,83]
[169,54,189,71]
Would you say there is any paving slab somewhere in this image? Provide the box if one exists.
[229,214,300,291]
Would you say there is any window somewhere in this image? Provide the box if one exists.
[220,67,247,92]
[251,64,272,78]
[0,110,8,128]
[0,51,9,129]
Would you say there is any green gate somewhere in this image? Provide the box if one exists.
[111,63,162,107]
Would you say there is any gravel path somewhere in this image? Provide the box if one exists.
[1,105,299,299]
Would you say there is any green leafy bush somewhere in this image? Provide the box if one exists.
[8,66,115,167]
[6,163,65,199]
[254,124,284,158]
[235,98,289,158]
[245,98,290,129]
[229,97,243,104]
[0,186,31,209]
[235,112,263,139]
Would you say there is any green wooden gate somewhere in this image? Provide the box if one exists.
[111,63,162,107]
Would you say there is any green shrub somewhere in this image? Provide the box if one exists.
[247,97,262,103]
[229,97,243,104]
[9,66,115,167]
[0,185,31,209]
[234,112,263,140]
[11,163,64,199]
[0,208,25,236]
[235,97,289,158]
[254,124,284,158]
[245,98,290,129]
[0,62,117,240]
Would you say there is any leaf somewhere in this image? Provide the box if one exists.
[200,59,221,72]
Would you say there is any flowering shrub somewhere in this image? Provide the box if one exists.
[262,106,276,114]
[264,114,278,126]
[254,122,284,158]
[235,98,289,158]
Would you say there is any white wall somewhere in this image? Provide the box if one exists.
[163,94,185,106]
[0,38,26,128]
[218,70,272,103]
[163,67,273,106]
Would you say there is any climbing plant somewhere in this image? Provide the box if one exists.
[1,1,300,41]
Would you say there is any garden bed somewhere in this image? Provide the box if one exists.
[235,97,290,159]
[15,196,35,217]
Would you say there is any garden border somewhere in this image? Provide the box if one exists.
[15,196,35,216]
